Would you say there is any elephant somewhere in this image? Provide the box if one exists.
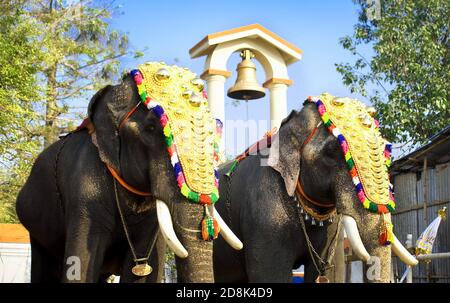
[16,62,241,283]
[213,93,418,283]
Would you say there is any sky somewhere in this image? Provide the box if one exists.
[107,0,373,156]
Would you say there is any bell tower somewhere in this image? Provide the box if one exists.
[189,24,302,148]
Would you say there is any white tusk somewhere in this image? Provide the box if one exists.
[156,199,188,258]
[391,233,418,266]
[213,207,243,250]
[343,215,371,263]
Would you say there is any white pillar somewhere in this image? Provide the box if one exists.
[204,74,227,153]
[268,83,288,129]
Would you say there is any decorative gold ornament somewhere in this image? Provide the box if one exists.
[182,89,193,99]
[332,97,347,106]
[137,62,217,194]
[362,116,373,127]
[132,263,152,276]
[191,77,205,91]
[189,92,203,107]
[155,68,171,81]
[366,106,377,117]
[438,207,447,220]
[318,93,390,206]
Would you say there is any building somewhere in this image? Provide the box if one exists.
[390,125,450,282]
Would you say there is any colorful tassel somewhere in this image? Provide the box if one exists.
[201,206,220,241]
[379,214,394,246]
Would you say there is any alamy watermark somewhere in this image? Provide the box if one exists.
[366,256,381,281]
[66,256,81,281]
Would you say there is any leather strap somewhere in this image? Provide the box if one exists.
[296,181,334,208]
[119,102,141,132]
[106,165,152,197]
[74,108,152,197]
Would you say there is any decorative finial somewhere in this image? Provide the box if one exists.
[438,207,447,220]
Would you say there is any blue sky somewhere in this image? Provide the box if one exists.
[109,0,373,155]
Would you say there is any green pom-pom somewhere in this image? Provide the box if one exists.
[369,202,378,213]
[347,158,354,169]
[165,134,173,146]
[386,204,395,213]
[210,192,219,204]
[188,191,199,202]
[139,91,147,101]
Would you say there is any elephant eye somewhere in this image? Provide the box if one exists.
[324,138,340,157]
[145,124,156,132]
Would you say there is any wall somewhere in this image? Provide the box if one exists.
[392,163,450,283]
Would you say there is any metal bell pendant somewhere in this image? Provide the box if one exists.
[300,207,304,214]
[319,221,324,227]
[304,214,309,221]
[311,218,316,226]
[328,217,333,223]
[227,49,265,100]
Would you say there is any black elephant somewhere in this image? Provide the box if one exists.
[213,93,418,283]
[16,62,241,283]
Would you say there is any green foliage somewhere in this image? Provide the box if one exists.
[336,0,449,145]
[0,1,42,223]
[0,0,140,223]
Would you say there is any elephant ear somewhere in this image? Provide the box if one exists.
[268,110,301,197]
[87,78,137,172]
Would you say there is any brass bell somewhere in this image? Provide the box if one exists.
[227,49,265,100]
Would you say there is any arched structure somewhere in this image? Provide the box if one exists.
[190,24,303,147]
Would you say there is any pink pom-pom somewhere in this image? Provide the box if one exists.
[357,190,366,202]
[389,191,394,200]
[177,174,185,187]
[374,119,380,128]
[341,140,349,153]
[134,73,143,85]
[160,114,168,126]
[318,104,326,115]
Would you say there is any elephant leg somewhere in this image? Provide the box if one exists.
[245,244,296,282]
[61,229,110,283]
[30,237,60,283]
[303,262,321,283]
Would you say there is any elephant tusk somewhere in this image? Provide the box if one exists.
[391,233,418,266]
[213,207,243,250]
[156,199,189,258]
[343,215,371,263]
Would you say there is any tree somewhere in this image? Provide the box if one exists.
[336,0,449,146]
[0,1,42,223]
[0,0,143,222]
[30,0,142,147]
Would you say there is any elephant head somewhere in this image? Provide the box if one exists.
[268,93,417,282]
[87,62,242,282]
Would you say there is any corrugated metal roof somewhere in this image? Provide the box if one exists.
[391,125,450,174]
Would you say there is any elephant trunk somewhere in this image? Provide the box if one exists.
[353,212,393,283]
[174,201,214,282]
